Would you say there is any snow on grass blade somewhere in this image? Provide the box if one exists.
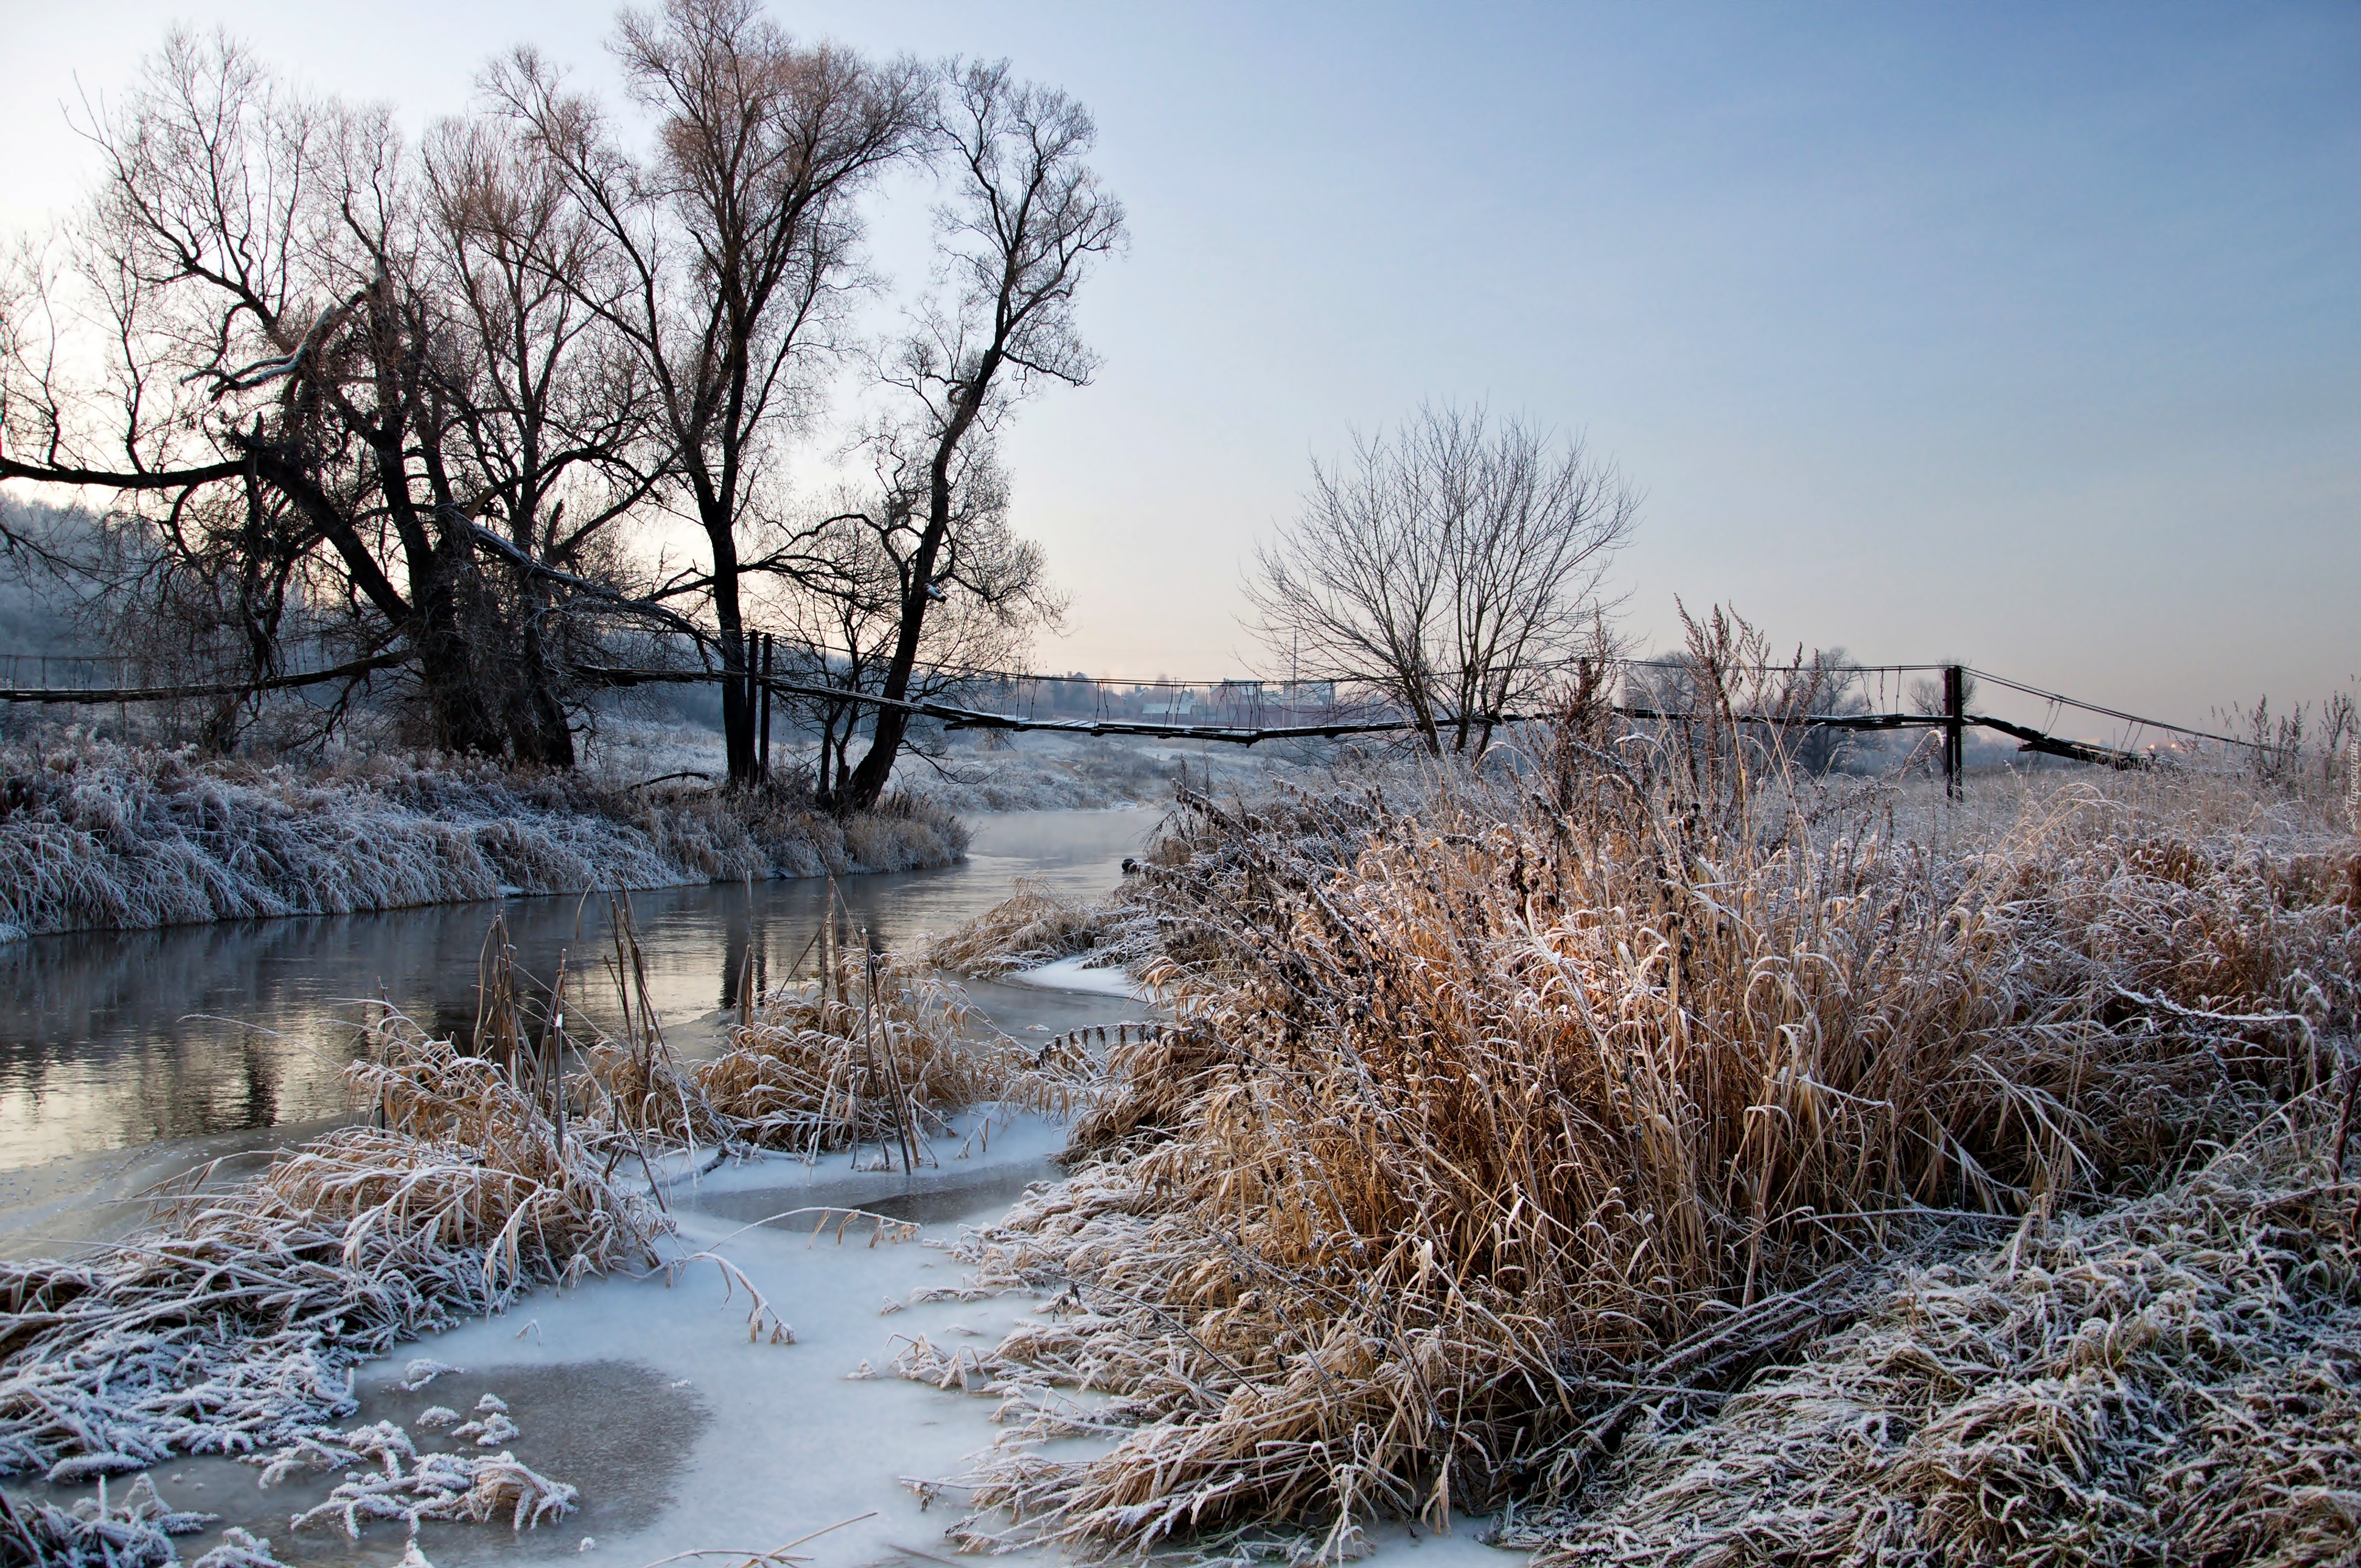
[0,1474,245,1568]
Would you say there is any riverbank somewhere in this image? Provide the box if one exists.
[0,808,1153,1191]
[912,750,2361,1563]
[0,735,968,939]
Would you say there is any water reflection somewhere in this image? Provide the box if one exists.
[0,809,1156,1171]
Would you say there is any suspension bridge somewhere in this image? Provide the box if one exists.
[0,639,2275,796]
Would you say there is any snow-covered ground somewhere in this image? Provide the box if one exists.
[992,953,1148,1001]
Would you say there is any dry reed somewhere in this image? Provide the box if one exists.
[681,944,1087,1163]
[0,1006,666,1484]
[929,879,1103,976]
[899,622,2360,1560]
[1496,1100,2361,1566]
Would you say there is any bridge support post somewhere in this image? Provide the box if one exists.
[1943,664,1964,801]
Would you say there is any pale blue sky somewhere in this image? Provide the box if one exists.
[4,1,2354,727]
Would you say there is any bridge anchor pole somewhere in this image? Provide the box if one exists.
[1943,664,1964,801]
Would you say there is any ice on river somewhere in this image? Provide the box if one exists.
[23,1107,1522,1568]
[992,953,1150,1002]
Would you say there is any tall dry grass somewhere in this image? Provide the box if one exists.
[930,878,1113,977]
[928,876,1159,982]
[907,634,2360,1559]
[1497,1100,2361,1566]
[586,921,1089,1165]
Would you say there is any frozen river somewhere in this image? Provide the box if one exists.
[0,809,1156,1251]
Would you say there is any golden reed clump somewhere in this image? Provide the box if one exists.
[691,948,1084,1158]
[916,666,2360,1559]
[928,876,1116,978]
[578,898,1090,1164]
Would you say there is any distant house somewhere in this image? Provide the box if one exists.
[1142,692,1196,719]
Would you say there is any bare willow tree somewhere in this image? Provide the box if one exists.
[493,0,930,784]
[418,113,663,765]
[0,32,660,758]
[1248,404,1637,757]
[833,60,1124,811]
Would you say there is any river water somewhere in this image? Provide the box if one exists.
[0,809,1157,1249]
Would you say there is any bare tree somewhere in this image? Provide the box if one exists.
[777,445,1060,798]
[420,112,661,765]
[0,35,506,750]
[493,0,930,783]
[1248,404,1637,757]
[0,32,666,758]
[1908,668,1978,717]
[833,60,1124,811]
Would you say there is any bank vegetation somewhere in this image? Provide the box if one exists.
[0,733,964,938]
[918,629,2361,1566]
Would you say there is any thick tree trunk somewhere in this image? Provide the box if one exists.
[412,529,508,758]
[413,602,506,756]
[514,590,576,768]
[704,517,757,786]
[841,679,908,810]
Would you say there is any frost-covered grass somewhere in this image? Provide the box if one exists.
[1493,1108,2361,1566]
[0,1471,279,1568]
[0,1011,672,1486]
[898,709,2361,1561]
[0,734,967,938]
[18,693,2360,1567]
[925,873,1138,972]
